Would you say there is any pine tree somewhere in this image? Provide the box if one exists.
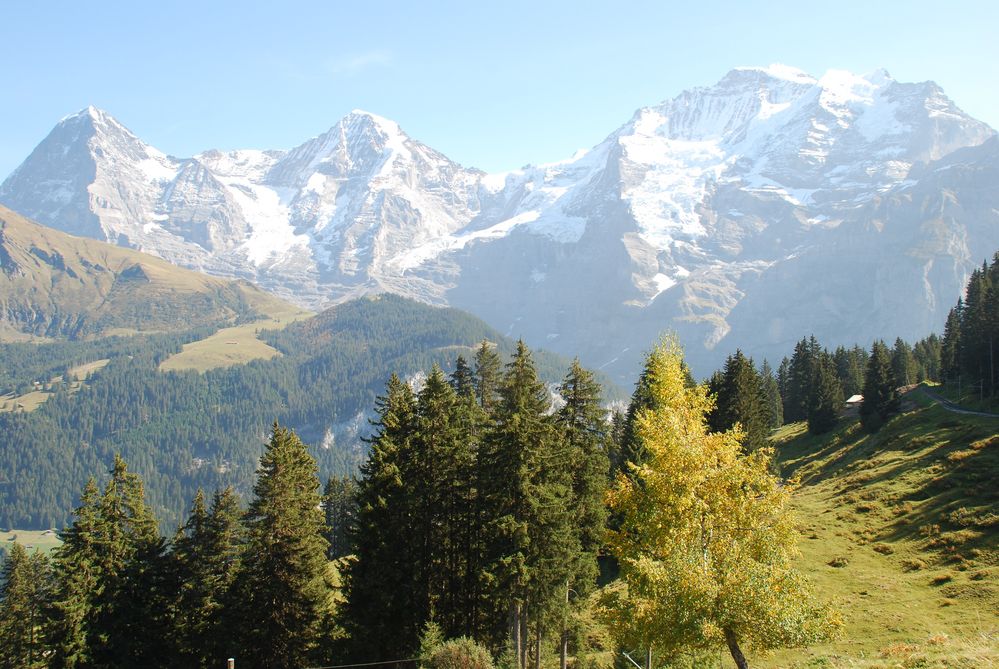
[759,359,783,429]
[474,341,503,415]
[833,346,867,398]
[451,356,491,639]
[860,341,900,432]
[913,334,942,383]
[959,264,992,395]
[0,543,50,669]
[711,350,769,451]
[808,352,842,435]
[986,254,999,395]
[173,487,245,668]
[604,337,840,668]
[342,376,418,661]
[46,479,103,669]
[941,301,963,382]
[45,457,164,668]
[479,341,573,668]
[555,360,610,669]
[777,357,791,408]
[322,476,357,560]
[615,358,656,477]
[236,424,330,669]
[451,354,477,398]
[891,338,918,387]
[411,366,473,640]
[91,454,166,668]
[784,337,819,423]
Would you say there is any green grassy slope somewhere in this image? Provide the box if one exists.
[0,204,298,339]
[757,395,998,668]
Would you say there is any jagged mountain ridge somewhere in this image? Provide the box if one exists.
[2,65,996,379]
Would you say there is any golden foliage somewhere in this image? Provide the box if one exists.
[602,336,841,658]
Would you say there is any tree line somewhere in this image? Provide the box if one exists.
[702,331,938,442]
[941,253,999,398]
[2,338,838,669]
[0,295,596,531]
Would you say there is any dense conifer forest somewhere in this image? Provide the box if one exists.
[0,296,607,530]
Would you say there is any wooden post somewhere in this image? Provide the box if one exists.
[645,647,651,669]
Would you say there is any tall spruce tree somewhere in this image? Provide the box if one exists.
[451,356,491,639]
[173,486,245,668]
[959,264,992,395]
[941,301,963,382]
[759,359,783,429]
[784,337,820,423]
[90,455,165,668]
[615,359,655,477]
[891,338,918,387]
[322,476,357,560]
[0,543,50,669]
[236,424,330,669]
[341,375,417,661]
[808,352,843,435]
[479,341,574,668]
[46,479,103,669]
[913,334,941,383]
[710,350,769,451]
[474,341,503,414]
[833,346,867,398]
[555,360,610,669]
[412,366,475,641]
[860,341,900,432]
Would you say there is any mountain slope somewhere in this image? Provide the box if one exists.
[2,67,995,378]
[0,294,619,531]
[0,204,295,339]
[761,398,998,667]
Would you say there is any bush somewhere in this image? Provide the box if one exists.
[427,638,495,669]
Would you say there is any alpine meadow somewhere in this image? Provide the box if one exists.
[1,4,998,668]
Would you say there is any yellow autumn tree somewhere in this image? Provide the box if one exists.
[604,337,840,669]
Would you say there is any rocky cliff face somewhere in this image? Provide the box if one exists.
[2,67,995,380]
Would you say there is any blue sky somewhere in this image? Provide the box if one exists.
[2,0,997,177]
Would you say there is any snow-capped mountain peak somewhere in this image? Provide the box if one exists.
[3,67,998,380]
[733,63,817,84]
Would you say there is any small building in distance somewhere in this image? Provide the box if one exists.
[843,394,864,417]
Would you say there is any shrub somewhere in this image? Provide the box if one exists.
[930,573,953,586]
[427,638,495,669]
[827,556,849,568]
[880,642,917,658]
[873,543,894,555]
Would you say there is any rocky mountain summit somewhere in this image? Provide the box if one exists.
[2,66,996,379]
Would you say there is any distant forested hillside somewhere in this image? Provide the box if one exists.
[0,295,612,530]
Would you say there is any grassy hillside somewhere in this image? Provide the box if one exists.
[0,358,109,413]
[0,204,297,339]
[1,529,61,555]
[758,393,998,668]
